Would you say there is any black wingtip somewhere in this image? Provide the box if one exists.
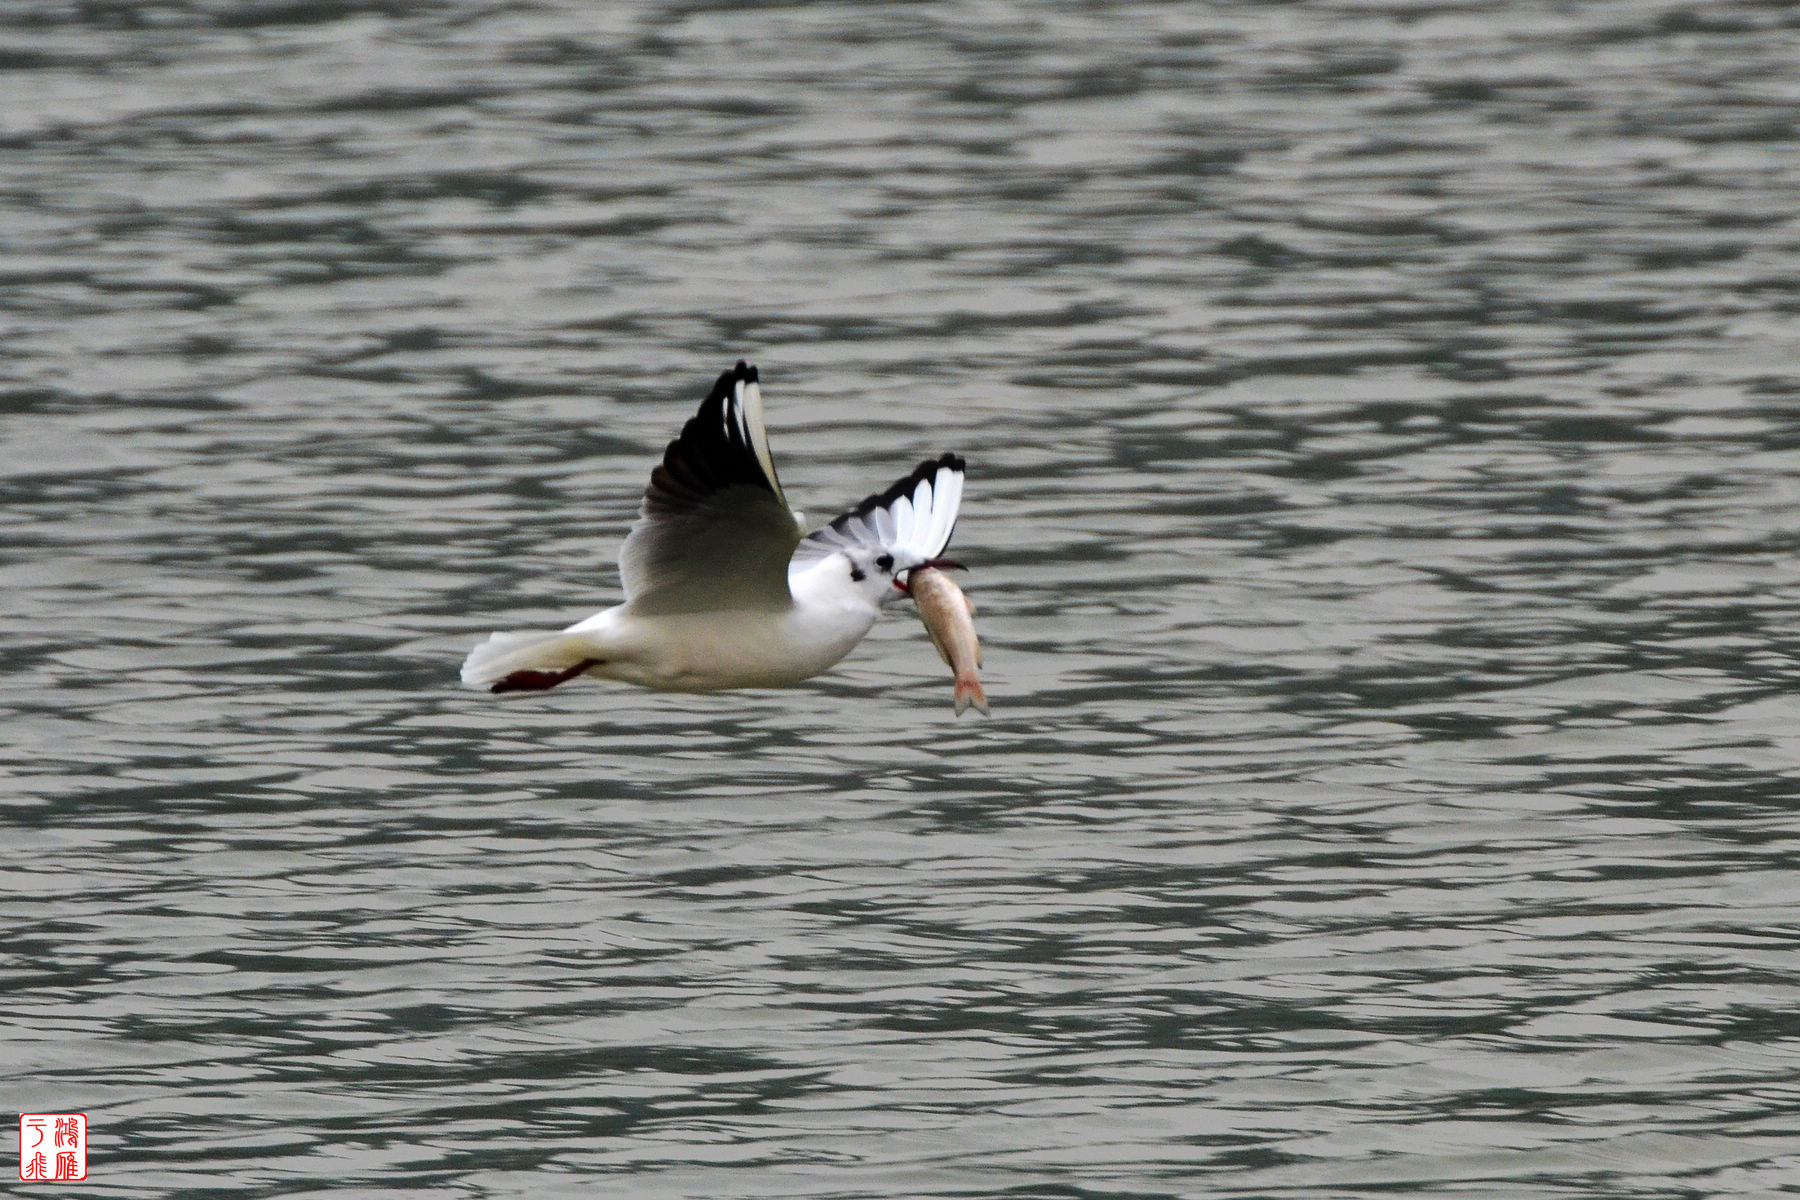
[706,359,758,401]
[832,453,966,532]
[855,453,964,517]
[791,448,967,565]
[645,361,778,513]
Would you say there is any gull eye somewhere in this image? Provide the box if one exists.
[875,553,893,571]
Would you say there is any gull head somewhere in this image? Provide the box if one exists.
[833,548,957,607]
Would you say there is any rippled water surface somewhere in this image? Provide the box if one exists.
[6,1,1800,1196]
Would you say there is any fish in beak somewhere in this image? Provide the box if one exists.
[907,565,988,716]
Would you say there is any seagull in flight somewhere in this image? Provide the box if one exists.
[461,361,966,696]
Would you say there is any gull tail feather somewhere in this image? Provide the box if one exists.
[460,630,602,693]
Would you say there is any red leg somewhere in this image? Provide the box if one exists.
[490,658,601,694]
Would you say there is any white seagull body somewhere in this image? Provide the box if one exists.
[461,361,966,696]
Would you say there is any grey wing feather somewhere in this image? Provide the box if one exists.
[620,362,803,614]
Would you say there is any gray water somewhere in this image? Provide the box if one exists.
[4,1,1800,1196]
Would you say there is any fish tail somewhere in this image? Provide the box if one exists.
[953,671,989,717]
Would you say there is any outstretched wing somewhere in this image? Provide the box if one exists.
[619,361,804,614]
[790,453,965,572]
